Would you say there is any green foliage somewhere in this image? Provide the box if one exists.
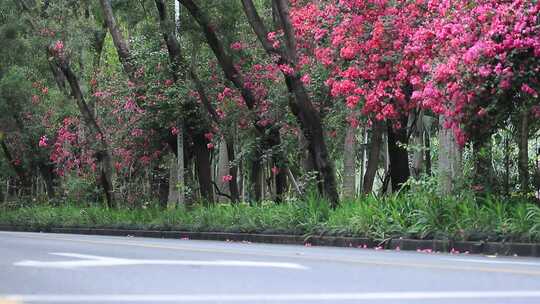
[2,193,540,243]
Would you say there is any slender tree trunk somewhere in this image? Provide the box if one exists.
[358,127,367,194]
[424,128,432,176]
[473,136,493,194]
[184,138,195,204]
[225,136,240,202]
[266,128,286,203]
[273,156,287,203]
[410,110,424,179]
[387,118,411,191]
[274,167,286,202]
[38,164,56,199]
[0,178,3,203]
[381,130,391,194]
[167,157,178,208]
[342,126,356,199]
[176,124,185,206]
[92,27,107,71]
[504,130,511,195]
[518,109,530,194]
[250,149,263,202]
[363,121,383,194]
[438,116,462,194]
[239,158,245,201]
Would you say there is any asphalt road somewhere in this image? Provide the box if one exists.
[1,231,540,304]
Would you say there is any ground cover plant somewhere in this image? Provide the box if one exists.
[2,192,540,243]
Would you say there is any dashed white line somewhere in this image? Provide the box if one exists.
[3,291,540,302]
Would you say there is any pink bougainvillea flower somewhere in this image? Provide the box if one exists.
[38,135,48,147]
[230,41,244,51]
[204,132,214,141]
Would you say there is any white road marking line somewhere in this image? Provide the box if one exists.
[3,291,540,302]
[446,258,540,266]
[13,252,307,270]
[49,253,126,260]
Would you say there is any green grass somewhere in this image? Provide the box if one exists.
[1,194,540,243]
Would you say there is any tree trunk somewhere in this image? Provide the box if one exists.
[299,133,315,173]
[250,149,263,202]
[184,138,195,204]
[518,109,530,194]
[363,121,383,194]
[193,134,214,204]
[342,126,356,199]
[217,139,231,202]
[387,118,411,191]
[438,116,462,194]
[286,76,339,205]
[358,127,367,194]
[473,136,493,194]
[410,110,424,179]
[167,158,178,208]
[265,128,286,203]
[273,155,287,203]
[91,25,107,75]
[424,128,432,176]
[225,136,240,202]
[38,164,56,199]
[381,130,391,194]
[176,124,185,206]
[99,0,137,79]
[504,131,511,195]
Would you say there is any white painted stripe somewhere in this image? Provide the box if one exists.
[14,252,307,270]
[3,291,540,302]
[447,258,540,266]
[50,253,126,260]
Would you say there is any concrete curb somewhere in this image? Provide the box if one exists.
[1,225,539,257]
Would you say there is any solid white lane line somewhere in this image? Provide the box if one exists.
[4,291,540,302]
[14,252,307,270]
[446,258,540,266]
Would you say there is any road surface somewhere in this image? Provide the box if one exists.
[1,231,540,303]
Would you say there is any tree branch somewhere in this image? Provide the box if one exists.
[212,181,233,201]
[178,0,258,111]
[240,0,283,57]
[99,0,137,80]
[273,0,297,63]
